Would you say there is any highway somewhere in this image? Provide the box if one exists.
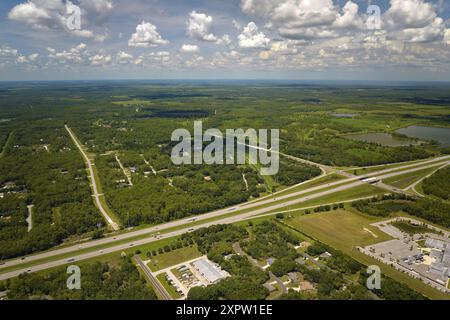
[0,156,448,281]
[65,125,120,231]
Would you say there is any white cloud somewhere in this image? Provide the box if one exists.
[333,1,364,29]
[271,0,337,29]
[47,43,87,64]
[238,22,270,48]
[241,0,278,18]
[278,26,338,40]
[180,44,200,53]
[79,0,113,14]
[149,51,171,64]
[383,0,445,43]
[187,11,218,42]
[391,17,445,43]
[89,54,112,66]
[17,55,29,63]
[216,34,232,46]
[232,19,242,30]
[8,1,60,29]
[128,21,169,47]
[0,46,19,58]
[28,53,40,61]
[384,0,437,30]
[116,51,133,64]
[8,0,109,41]
[240,0,366,41]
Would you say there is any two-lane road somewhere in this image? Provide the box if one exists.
[65,125,119,231]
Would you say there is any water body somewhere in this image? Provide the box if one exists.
[345,132,418,147]
[396,126,450,148]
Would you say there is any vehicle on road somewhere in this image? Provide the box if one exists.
[67,258,75,263]
[361,177,380,184]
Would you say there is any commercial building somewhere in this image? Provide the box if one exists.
[192,258,229,284]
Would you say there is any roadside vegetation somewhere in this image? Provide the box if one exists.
[352,194,450,229]
[421,167,450,200]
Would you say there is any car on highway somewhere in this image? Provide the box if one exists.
[0,261,4,266]
[67,258,75,263]
[129,244,134,247]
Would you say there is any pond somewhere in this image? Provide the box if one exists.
[344,132,418,147]
[396,126,450,148]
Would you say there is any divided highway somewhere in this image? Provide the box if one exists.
[0,155,448,281]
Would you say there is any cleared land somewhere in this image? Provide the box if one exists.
[147,246,201,272]
[287,210,391,250]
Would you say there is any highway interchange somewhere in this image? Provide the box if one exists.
[0,153,448,281]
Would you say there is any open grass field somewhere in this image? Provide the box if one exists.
[286,210,392,251]
[147,245,202,272]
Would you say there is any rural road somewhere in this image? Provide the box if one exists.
[0,155,448,281]
[65,125,120,231]
[135,256,172,300]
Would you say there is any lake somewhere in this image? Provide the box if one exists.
[344,132,418,147]
[396,126,450,148]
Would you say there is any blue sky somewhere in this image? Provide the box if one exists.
[0,0,449,81]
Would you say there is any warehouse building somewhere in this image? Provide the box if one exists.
[192,258,229,284]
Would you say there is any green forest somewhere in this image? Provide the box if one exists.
[4,257,156,300]
[422,167,450,200]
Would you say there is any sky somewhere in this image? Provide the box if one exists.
[0,0,449,81]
